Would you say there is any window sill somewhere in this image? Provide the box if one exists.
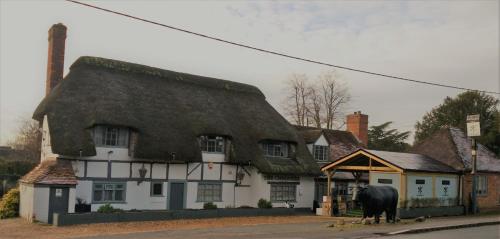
[150,195,164,197]
[95,146,129,149]
[92,201,127,204]
[196,200,223,203]
[201,152,225,155]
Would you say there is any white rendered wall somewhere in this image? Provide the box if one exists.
[88,181,168,211]
[369,172,401,195]
[33,187,50,223]
[407,175,433,199]
[68,188,76,213]
[40,116,58,161]
[435,176,458,205]
[202,152,225,162]
[19,184,34,221]
[314,134,329,146]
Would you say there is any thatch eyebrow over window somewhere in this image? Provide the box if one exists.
[262,142,289,158]
[92,126,129,147]
[199,136,224,153]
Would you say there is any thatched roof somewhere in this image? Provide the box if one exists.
[412,127,500,173]
[33,56,319,175]
[295,126,362,161]
[20,158,76,185]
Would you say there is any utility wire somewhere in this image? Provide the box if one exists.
[65,0,500,95]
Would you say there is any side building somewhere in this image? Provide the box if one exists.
[19,23,320,224]
[295,112,369,207]
[412,127,500,212]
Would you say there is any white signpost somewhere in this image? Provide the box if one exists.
[466,114,480,214]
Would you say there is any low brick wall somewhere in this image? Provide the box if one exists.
[398,206,465,219]
[53,208,312,226]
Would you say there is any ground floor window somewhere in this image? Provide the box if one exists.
[197,183,222,202]
[151,182,163,196]
[270,183,296,202]
[93,182,126,203]
[476,175,488,196]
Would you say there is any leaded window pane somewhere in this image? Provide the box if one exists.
[197,183,222,202]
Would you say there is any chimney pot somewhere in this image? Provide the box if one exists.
[45,23,67,96]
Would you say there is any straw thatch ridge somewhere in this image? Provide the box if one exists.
[33,56,319,175]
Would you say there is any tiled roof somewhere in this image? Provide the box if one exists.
[448,128,500,172]
[20,158,77,185]
[295,125,362,161]
[366,150,458,173]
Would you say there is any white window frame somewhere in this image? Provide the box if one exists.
[313,145,328,161]
[263,142,289,158]
[476,175,488,196]
[197,182,222,202]
[270,183,296,202]
[150,182,164,197]
[199,136,225,153]
[92,182,126,203]
[93,126,129,148]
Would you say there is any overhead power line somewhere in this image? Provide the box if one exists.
[65,0,500,95]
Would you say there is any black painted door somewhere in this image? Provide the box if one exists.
[48,187,69,224]
[169,182,184,210]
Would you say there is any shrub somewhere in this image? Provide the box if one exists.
[97,203,123,213]
[0,188,20,219]
[257,198,272,209]
[203,202,217,209]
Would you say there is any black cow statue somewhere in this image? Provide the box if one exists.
[354,185,398,224]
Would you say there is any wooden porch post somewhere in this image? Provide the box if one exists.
[327,171,332,197]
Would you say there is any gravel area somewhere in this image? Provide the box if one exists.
[0,216,334,239]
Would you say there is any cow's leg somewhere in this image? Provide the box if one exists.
[385,210,391,223]
[374,214,380,224]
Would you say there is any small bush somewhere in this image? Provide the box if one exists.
[257,198,272,209]
[0,188,20,219]
[97,203,123,213]
[238,205,254,209]
[203,202,217,209]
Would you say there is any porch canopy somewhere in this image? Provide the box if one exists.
[320,149,458,198]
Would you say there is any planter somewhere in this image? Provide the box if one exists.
[75,204,91,213]
[398,206,465,219]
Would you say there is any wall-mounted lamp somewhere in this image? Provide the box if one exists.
[137,163,148,185]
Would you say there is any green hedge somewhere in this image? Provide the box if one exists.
[0,188,20,219]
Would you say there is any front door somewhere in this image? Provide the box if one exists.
[169,182,185,210]
[48,187,69,224]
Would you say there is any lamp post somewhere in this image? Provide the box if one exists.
[466,114,480,214]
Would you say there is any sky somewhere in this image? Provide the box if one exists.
[0,0,499,145]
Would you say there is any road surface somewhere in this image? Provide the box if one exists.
[77,222,500,239]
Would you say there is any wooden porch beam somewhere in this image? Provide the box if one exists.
[335,165,396,172]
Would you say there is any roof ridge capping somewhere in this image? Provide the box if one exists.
[70,56,265,97]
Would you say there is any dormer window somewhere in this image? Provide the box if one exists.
[263,142,289,158]
[199,136,224,153]
[93,126,129,147]
[313,145,328,161]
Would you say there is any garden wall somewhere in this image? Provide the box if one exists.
[53,208,312,226]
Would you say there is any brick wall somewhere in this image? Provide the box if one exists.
[346,111,368,147]
[463,173,500,210]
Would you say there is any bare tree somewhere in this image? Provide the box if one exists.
[306,85,323,128]
[319,71,350,129]
[283,74,309,126]
[282,71,350,129]
[7,119,41,162]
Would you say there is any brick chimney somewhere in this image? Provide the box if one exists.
[346,111,368,147]
[45,23,67,96]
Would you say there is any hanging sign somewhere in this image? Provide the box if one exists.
[466,114,481,137]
